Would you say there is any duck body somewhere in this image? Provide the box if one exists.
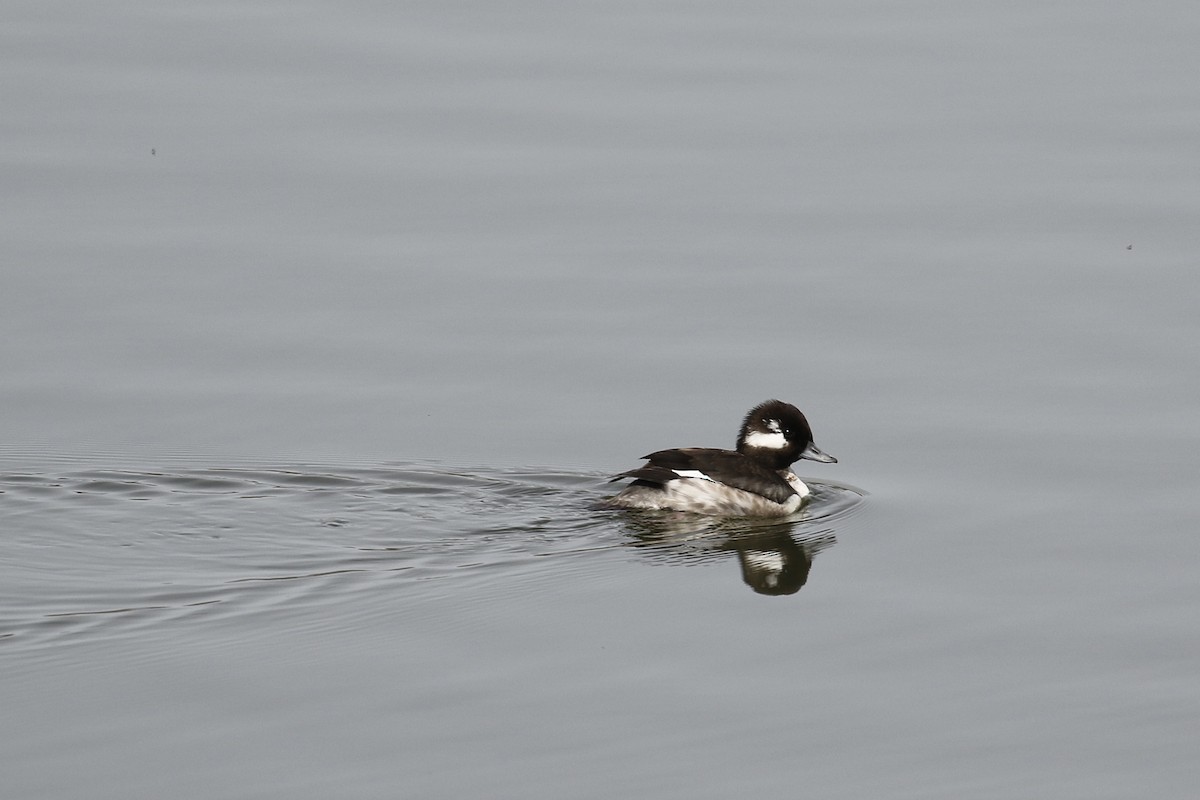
[604,400,837,518]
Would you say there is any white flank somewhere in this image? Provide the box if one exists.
[607,477,805,516]
[783,471,811,498]
[742,429,787,450]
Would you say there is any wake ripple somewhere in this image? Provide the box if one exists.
[0,462,865,648]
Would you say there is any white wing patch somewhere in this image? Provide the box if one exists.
[743,429,787,450]
[672,469,715,482]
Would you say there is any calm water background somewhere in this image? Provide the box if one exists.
[3,2,1199,798]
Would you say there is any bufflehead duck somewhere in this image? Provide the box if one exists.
[604,400,837,517]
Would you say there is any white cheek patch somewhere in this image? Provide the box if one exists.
[743,429,787,450]
[672,469,715,482]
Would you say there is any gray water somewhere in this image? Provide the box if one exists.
[4,2,1199,798]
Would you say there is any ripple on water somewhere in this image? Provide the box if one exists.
[0,462,865,649]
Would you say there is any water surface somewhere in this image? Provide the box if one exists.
[3,1,1199,798]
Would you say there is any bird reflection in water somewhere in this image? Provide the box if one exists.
[614,512,836,596]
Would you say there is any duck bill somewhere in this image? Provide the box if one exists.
[799,442,837,464]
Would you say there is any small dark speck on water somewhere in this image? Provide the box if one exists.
[1126,243,1133,250]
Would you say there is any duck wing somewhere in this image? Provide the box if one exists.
[611,448,796,504]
